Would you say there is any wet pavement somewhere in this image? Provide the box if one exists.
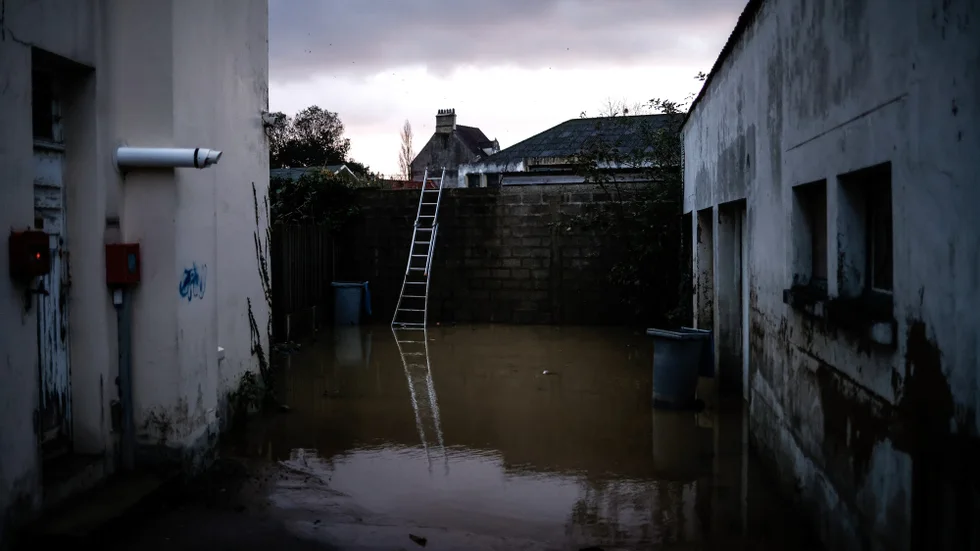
[89,325,819,550]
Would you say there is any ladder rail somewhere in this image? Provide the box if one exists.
[424,223,438,277]
[403,227,417,278]
[424,360,449,474]
[432,167,447,228]
[422,168,445,329]
[423,222,437,329]
[394,328,431,463]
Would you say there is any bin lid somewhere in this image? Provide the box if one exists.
[647,328,710,340]
[332,281,368,288]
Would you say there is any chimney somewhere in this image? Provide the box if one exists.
[435,108,456,134]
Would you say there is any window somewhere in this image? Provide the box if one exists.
[867,170,893,292]
[792,179,828,291]
[485,173,501,188]
[838,162,893,297]
[32,69,58,142]
[466,173,481,188]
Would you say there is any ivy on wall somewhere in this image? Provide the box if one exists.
[566,100,692,327]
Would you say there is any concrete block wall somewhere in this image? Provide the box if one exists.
[338,185,643,326]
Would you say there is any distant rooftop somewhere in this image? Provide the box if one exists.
[271,165,355,180]
[487,114,680,164]
[455,125,497,156]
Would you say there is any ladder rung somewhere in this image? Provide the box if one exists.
[411,254,426,257]
[416,227,433,231]
[403,295,425,298]
[402,352,425,356]
[406,281,425,284]
[409,267,425,271]
[414,241,431,245]
[396,340,426,343]
[419,215,435,218]
[399,308,425,312]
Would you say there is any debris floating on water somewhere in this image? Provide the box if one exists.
[409,533,428,547]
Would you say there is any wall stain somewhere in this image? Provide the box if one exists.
[897,319,952,436]
[815,360,892,489]
[896,316,980,549]
[766,46,784,190]
[141,395,208,447]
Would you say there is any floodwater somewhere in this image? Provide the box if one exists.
[225,325,820,551]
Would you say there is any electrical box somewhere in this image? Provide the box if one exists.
[9,230,51,281]
[105,243,141,286]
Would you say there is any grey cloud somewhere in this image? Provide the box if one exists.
[270,0,745,81]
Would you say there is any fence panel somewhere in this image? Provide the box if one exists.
[271,224,334,342]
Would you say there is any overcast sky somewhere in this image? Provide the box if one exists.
[269,0,746,176]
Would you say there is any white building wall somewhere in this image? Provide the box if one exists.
[0,0,104,537]
[682,0,979,549]
[0,0,269,540]
[204,0,272,412]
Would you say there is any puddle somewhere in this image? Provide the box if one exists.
[230,325,820,550]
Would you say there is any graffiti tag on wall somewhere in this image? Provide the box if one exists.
[178,263,207,302]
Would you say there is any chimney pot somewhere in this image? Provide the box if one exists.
[436,107,457,134]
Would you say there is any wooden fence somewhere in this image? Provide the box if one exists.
[271,224,334,342]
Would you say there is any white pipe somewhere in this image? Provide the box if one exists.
[115,147,222,170]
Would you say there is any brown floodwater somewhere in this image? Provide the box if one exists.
[230,325,820,550]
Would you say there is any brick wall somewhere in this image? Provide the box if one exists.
[336,184,660,325]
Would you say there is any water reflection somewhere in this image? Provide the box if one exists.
[333,326,371,369]
[393,326,448,474]
[237,325,816,549]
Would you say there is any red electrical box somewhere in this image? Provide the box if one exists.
[9,230,51,281]
[105,243,141,286]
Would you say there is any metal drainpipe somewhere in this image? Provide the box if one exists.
[113,288,135,470]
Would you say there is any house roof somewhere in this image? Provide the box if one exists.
[487,114,680,164]
[455,124,497,156]
[271,164,356,180]
[270,167,310,180]
[682,0,764,129]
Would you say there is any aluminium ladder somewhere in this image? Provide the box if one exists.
[391,167,446,329]
[391,168,449,472]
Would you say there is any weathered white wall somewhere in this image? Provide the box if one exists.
[458,159,525,187]
[122,0,270,466]
[683,0,980,549]
[0,0,269,539]
[203,0,271,423]
[0,0,103,538]
[0,22,45,545]
[169,0,271,446]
